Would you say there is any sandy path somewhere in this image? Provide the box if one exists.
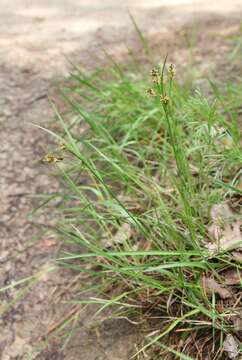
[1,0,242,73]
[0,1,242,359]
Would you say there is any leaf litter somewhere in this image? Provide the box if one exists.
[102,223,132,248]
[202,275,232,299]
[223,269,242,285]
[203,202,242,358]
[232,309,242,332]
[232,250,242,262]
[224,334,240,359]
[206,202,242,255]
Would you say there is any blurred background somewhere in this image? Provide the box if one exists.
[1,0,242,74]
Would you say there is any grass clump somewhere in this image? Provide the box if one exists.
[42,56,242,359]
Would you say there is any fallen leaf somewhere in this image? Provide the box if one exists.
[230,194,242,211]
[232,310,242,332]
[234,318,242,332]
[206,203,242,254]
[202,276,232,299]
[102,223,132,248]
[210,203,233,221]
[224,269,242,285]
[224,334,239,359]
[232,250,242,262]
[2,335,32,360]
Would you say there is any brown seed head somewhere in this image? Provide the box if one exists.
[146,88,156,97]
[160,94,170,106]
[59,143,66,150]
[168,64,175,79]
[150,68,160,83]
[43,154,64,164]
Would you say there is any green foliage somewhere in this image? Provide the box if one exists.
[42,57,242,358]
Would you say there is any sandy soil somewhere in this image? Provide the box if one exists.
[0,1,242,359]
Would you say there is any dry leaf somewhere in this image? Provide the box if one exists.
[210,203,233,221]
[206,203,242,254]
[224,334,239,359]
[234,318,242,332]
[232,251,242,262]
[232,310,242,332]
[2,335,32,359]
[102,223,131,248]
[202,276,232,299]
[224,269,242,285]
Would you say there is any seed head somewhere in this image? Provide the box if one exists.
[43,154,64,164]
[160,94,170,106]
[146,88,156,97]
[150,68,160,83]
[168,64,175,79]
[59,143,66,150]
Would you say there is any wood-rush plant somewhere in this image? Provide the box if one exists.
[42,57,242,359]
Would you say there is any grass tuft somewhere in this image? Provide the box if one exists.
[41,54,242,359]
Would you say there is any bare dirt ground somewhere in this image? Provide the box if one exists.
[0,1,242,359]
